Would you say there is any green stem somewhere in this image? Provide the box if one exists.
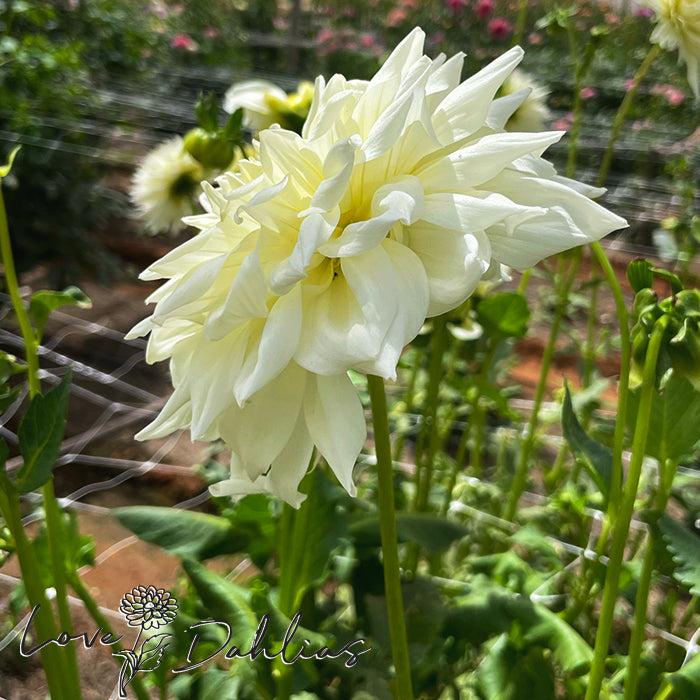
[393,349,421,464]
[517,268,532,295]
[590,242,630,515]
[413,316,446,512]
[651,681,673,700]
[585,317,669,700]
[565,19,583,179]
[624,457,678,700]
[595,44,660,189]
[0,486,68,700]
[42,480,82,695]
[0,185,40,396]
[582,277,599,388]
[504,255,578,521]
[512,0,529,47]
[1,183,79,699]
[68,572,150,700]
[367,374,414,700]
[470,339,499,478]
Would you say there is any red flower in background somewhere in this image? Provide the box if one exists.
[474,0,494,19]
[487,17,513,40]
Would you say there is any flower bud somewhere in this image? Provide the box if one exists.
[183,127,235,170]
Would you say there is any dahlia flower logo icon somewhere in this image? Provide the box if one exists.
[114,586,178,698]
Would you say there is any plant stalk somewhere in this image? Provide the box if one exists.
[368,374,414,700]
[585,316,669,700]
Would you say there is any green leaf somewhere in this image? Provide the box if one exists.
[666,652,700,699]
[561,382,614,499]
[0,145,20,177]
[657,515,700,595]
[181,558,259,642]
[223,108,243,140]
[476,292,530,339]
[477,634,556,700]
[14,371,72,493]
[350,512,469,555]
[113,506,255,560]
[29,286,91,342]
[281,468,348,609]
[626,373,700,460]
[137,633,171,671]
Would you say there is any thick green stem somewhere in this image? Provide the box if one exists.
[469,339,499,478]
[0,486,68,700]
[68,572,150,700]
[585,317,669,700]
[624,456,678,700]
[367,374,414,700]
[504,256,578,521]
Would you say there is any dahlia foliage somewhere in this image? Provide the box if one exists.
[131,28,626,506]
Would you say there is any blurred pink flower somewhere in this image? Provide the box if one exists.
[624,78,636,90]
[447,0,469,12]
[580,86,597,99]
[553,118,571,131]
[430,31,445,45]
[360,33,375,48]
[346,41,358,51]
[528,32,543,45]
[632,119,652,130]
[475,0,494,19]
[652,83,686,105]
[386,7,408,26]
[317,29,333,43]
[401,0,419,8]
[487,17,513,40]
[171,34,198,51]
[172,4,184,15]
[204,27,220,39]
[633,6,653,19]
[344,6,356,17]
[150,2,168,19]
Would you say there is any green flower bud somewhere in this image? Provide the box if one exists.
[183,127,235,170]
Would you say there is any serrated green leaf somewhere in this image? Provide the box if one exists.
[657,515,700,595]
[15,371,71,493]
[113,506,255,560]
[350,512,469,554]
[29,286,91,341]
[562,383,614,499]
[476,292,530,339]
[627,373,700,460]
[666,652,700,699]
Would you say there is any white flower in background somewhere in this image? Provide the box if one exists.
[131,136,203,234]
[131,27,626,505]
[224,79,287,131]
[223,79,315,133]
[646,0,700,97]
[499,69,550,132]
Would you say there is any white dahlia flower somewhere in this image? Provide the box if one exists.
[646,0,700,97]
[130,28,626,506]
[499,69,550,132]
[131,136,204,234]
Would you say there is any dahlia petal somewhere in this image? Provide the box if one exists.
[220,363,307,479]
[408,223,492,316]
[303,373,365,497]
[234,285,303,402]
[204,248,269,340]
[432,46,524,141]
